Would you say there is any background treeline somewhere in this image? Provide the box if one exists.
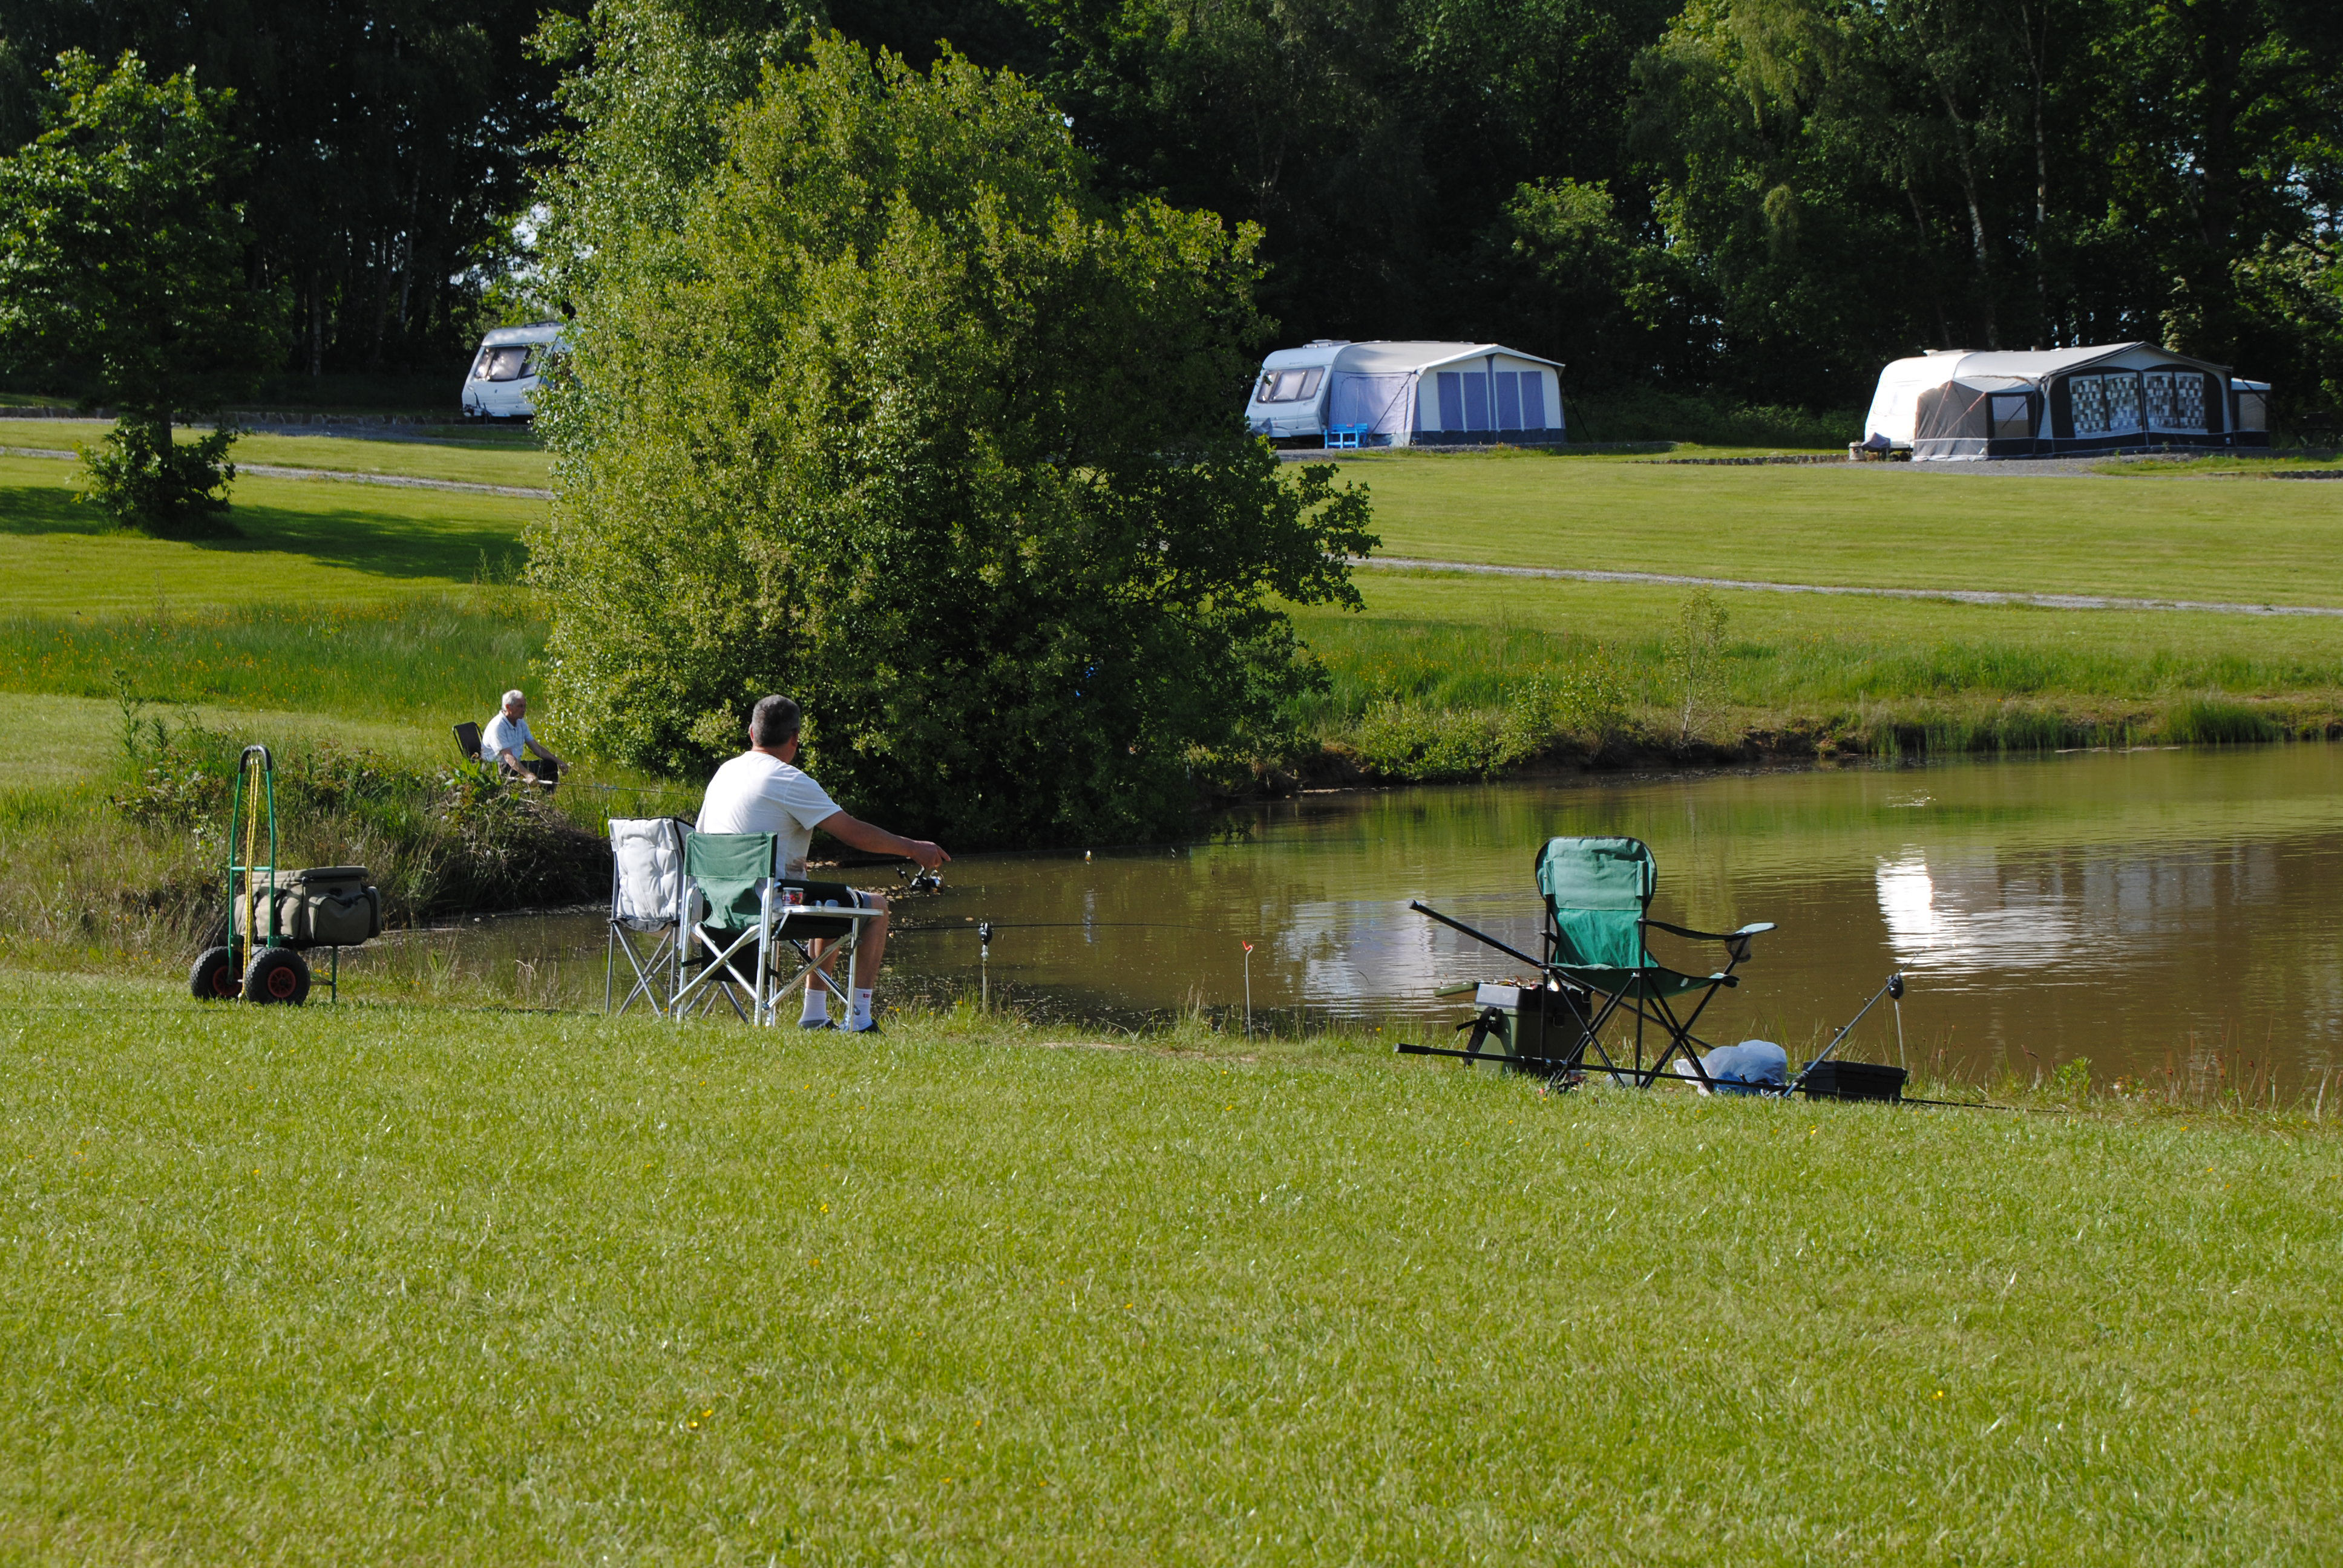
[2,0,2337,420]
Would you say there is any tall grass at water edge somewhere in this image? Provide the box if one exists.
[1292,612,2322,777]
[0,593,542,722]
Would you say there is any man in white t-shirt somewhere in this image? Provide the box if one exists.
[696,694,949,1033]
[482,690,561,785]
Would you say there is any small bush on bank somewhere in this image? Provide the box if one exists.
[10,725,612,964]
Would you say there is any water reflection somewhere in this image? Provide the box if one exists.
[354,746,2343,1085]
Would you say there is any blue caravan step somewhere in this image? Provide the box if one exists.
[1325,423,1369,449]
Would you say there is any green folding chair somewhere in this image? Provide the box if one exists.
[672,832,883,1026]
[1533,836,1774,1087]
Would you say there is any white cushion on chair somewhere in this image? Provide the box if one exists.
[610,818,689,930]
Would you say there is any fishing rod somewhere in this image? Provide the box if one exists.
[1407,899,1548,973]
[1794,971,1906,1082]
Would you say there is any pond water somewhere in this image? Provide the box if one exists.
[352,746,2343,1091]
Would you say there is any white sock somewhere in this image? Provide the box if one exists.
[851,987,874,1030]
[799,987,828,1024]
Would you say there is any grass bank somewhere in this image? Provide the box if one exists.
[1285,570,2343,780]
[0,970,2334,1561]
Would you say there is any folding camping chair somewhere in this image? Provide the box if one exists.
[1404,835,1774,1089]
[670,832,884,1026]
[1532,837,1775,1088]
[605,817,689,1016]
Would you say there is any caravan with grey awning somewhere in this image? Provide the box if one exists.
[1862,342,2268,460]
[1245,340,1565,448]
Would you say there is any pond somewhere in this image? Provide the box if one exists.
[349,746,2343,1092]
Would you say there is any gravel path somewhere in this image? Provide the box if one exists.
[1358,555,2343,618]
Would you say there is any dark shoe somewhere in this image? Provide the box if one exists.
[841,1019,882,1036]
[797,1016,834,1030]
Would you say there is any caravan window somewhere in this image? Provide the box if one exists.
[1255,367,1324,404]
[1988,394,2033,440]
[471,345,535,383]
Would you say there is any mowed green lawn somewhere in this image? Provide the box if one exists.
[0,455,536,614]
[1,973,2334,1563]
[0,421,551,489]
[1339,451,2343,606]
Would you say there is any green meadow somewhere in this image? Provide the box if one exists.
[2,972,2336,1563]
[2,437,2341,795]
[0,434,2338,1560]
[1335,447,2343,606]
[0,419,552,489]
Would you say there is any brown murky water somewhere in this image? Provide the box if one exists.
[350,746,2343,1089]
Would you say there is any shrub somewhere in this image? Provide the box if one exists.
[531,34,1373,848]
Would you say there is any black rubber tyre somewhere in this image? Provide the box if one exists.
[242,946,311,1006]
[189,945,242,1001]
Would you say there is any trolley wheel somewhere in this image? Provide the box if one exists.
[242,947,311,1006]
[189,945,242,1001]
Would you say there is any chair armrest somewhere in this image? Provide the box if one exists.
[1646,919,1774,944]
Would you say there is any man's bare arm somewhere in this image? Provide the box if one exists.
[816,811,949,869]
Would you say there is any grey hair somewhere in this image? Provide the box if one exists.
[502,689,526,707]
[749,694,801,748]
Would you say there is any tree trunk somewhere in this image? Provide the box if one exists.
[1906,183,1955,349]
[2015,0,2051,345]
[1935,80,1999,349]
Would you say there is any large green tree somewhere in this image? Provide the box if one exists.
[531,28,1372,844]
[1,0,563,382]
[0,51,284,532]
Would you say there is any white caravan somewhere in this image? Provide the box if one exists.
[1245,339,1565,447]
[460,321,566,420]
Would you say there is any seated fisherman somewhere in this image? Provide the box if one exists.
[696,694,949,1034]
[483,689,562,786]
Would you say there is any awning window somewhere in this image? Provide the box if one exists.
[2068,373,2141,436]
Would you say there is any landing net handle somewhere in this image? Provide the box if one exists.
[225,745,280,956]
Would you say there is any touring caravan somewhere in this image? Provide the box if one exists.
[460,321,566,420]
[1245,340,1565,448]
[1861,342,2268,460]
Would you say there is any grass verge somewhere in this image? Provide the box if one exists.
[0,970,2334,1562]
[1331,448,2343,607]
[0,421,550,488]
[0,593,543,727]
[0,456,534,612]
[1282,569,2343,779]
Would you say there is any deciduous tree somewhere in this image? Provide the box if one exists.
[531,30,1373,844]
[0,51,284,533]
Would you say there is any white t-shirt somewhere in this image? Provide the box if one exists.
[696,751,842,875]
[482,711,533,766]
